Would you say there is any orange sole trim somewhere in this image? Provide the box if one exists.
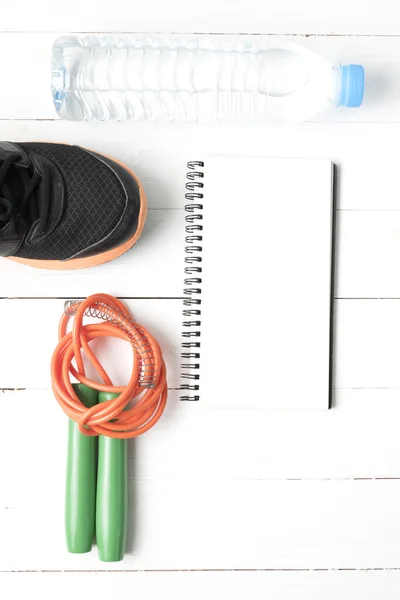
[7,154,147,270]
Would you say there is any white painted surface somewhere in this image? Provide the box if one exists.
[3,387,400,571]
[0,299,182,388]
[2,2,400,595]
[3,571,400,600]
[0,1,399,34]
[3,298,400,391]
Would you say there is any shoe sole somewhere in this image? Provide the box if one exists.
[7,153,147,270]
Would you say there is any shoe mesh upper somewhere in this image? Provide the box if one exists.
[14,143,128,260]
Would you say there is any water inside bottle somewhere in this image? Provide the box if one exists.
[51,36,337,123]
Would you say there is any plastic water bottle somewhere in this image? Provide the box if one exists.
[51,36,365,124]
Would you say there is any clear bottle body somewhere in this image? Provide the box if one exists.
[52,36,361,123]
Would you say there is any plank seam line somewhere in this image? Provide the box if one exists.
[3,119,400,125]
[4,31,400,38]
[0,297,185,300]
[0,297,397,301]
[4,567,400,573]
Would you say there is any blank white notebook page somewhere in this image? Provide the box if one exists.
[200,157,334,410]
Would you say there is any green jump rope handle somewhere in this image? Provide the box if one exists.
[65,383,98,553]
[96,392,128,562]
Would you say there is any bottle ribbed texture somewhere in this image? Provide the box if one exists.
[52,36,339,123]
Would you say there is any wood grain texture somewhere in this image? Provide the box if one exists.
[3,571,400,600]
[2,388,400,482]
[2,10,400,588]
[0,210,185,298]
[0,299,182,388]
[3,387,400,570]
[2,298,400,391]
[2,461,400,570]
[0,119,396,207]
[0,1,399,34]
[2,121,400,298]
[2,209,400,300]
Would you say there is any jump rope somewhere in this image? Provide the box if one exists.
[51,293,168,562]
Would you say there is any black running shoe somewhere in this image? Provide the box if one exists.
[0,142,146,269]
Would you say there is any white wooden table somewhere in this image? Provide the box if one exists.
[2,2,400,597]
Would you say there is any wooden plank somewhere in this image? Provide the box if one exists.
[1,123,400,297]
[0,298,397,389]
[0,299,182,388]
[2,387,400,481]
[3,33,400,122]
[334,299,400,388]
[337,211,400,299]
[2,571,400,600]
[0,1,399,34]
[4,206,400,300]
[2,468,400,569]
[134,388,400,480]
[2,298,400,390]
[0,209,185,298]
[0,119,397,208]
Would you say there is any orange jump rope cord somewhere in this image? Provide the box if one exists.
[51,293,168,439]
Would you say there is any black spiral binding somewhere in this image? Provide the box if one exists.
[180,160,204,401]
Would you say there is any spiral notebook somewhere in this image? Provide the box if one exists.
[181,156,336,410]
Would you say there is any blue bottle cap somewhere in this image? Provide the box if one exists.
[338,65,365,108]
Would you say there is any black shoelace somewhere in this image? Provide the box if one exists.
[0,153,49,235]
